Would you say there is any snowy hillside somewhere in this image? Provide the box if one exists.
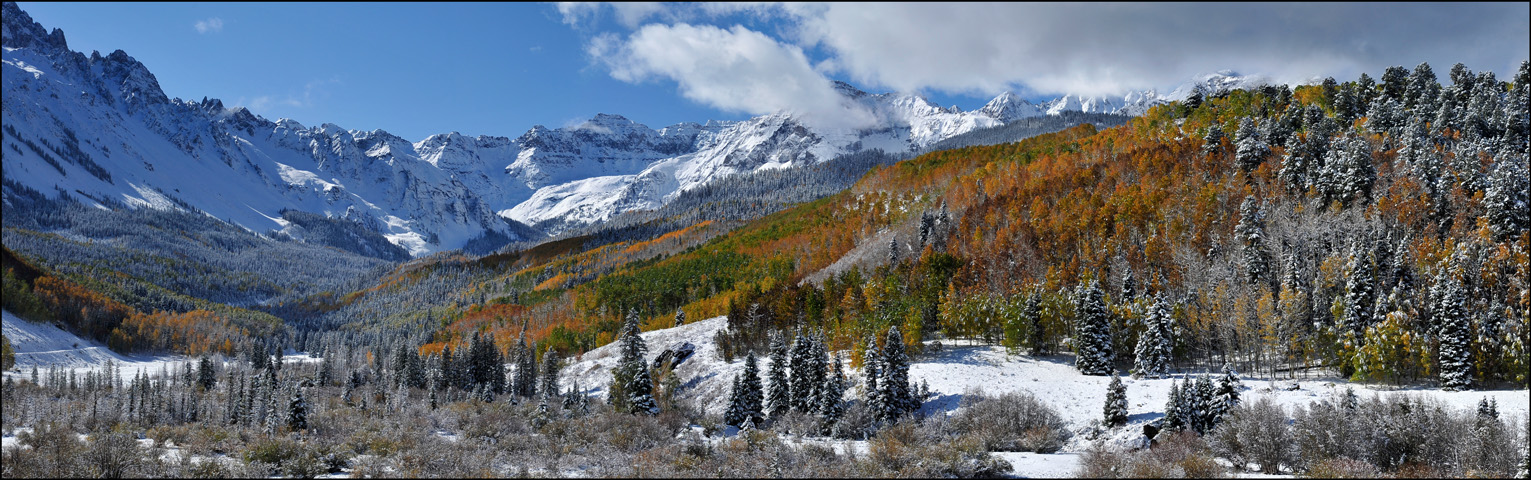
[2,309,187,380]
[560,314,1529,468]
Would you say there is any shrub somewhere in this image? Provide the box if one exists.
[948,388,1069,452]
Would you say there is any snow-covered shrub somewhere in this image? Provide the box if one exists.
[1075,431,1223,478]
[1210,396,1293,474]
[948,388,1069,453]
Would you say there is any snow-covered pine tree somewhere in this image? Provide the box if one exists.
[1435,268,1474,391]
[740,351,764,426]
[724,374,747,427]
[880,327,917,420]
[766,332,791,418]
[789,329,814,412]
[539,348,559,399]
[1213,364,1241,424]
[1023,292,1049,356]
[674,307,686,327]
[1483,158,1529,241]
[818,354,847,434]
[1163,379,1186,431]
[1235,118,1270,173]
[610,308,653,412]
[863,336,886,424]
[286,385,308,431]
[1406,62,1440,112]
[514,332,537,398]
[1202,123,1225,157]
[1192,375,1217,434]
[1133,295,1173,379]
[1342,241,1378,347]
[1074,281,1115,376]
[437,345,455,392]
[627,360,658,415]
[807,332,830,414]
[1234,196,1272,287]
[1104,375,1128,428]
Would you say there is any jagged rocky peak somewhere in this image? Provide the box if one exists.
[832,80,869,99]
[979,91,1043,122]
[1,2,64,51]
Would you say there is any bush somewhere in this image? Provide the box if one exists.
[1075,431,1224,478]
[1211,396,1294,473]
[1302,457,1380,478]
[948,388,1069,452]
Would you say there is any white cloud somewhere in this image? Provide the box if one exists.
[590,23,875,129]
[569,3,1529,101]
[193,17,223,34]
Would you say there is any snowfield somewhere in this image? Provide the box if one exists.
[8,310,1526,478]
[560,314,1529,477]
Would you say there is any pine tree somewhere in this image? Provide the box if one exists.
[1406,62,1439,112]
[1074,281,1115,376]
[818,354,847,434]
[437,345,455,392]
[1342,242,1378,338]
[513,332,537,398]
[1234,196,1271,287]
[612,309,656,414]
[626,361,657,415]
[287,386,308,432]
[1213,364,1241,421]
[1023,292,1049,355]
[1483,158,1530,241]
[789,330,814,412]
[1435,269,1473,390]
[1103,375,1128,428]
[1202,123,1225,157]
[807,332,830,414]
[724,374,747,427]
[766,332,791,417]
[863,336,886,424]
[879,327,917,421]
[674,307,686,327]
[197,356,216,392]
[1235,118,1269,173]
[1133,295,1173,379]
[1163,379,1186,431]
[739,351,764,426]
[539,348,560,399]
[1190,375,1215,435]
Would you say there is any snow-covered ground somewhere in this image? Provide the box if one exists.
[1,309,319,381]
[8,309,1525,478]
[561,315,1530,477]
[2,309,191,381]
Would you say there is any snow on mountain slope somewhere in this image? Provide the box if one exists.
[2,309,186,378]
[559,314,1528,460]
[5,2,1265,251]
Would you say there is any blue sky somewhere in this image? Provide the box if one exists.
[16,2,1529,141]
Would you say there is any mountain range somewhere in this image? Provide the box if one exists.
[0,2,1262,257]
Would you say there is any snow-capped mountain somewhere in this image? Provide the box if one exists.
[2,2,1259,256]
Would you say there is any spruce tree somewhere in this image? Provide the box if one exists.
[818,354,847,434]
[1163,379,1186,431]
[1191,375,1217,434]
[1074,281,1115,376]
[724,374,747,427]
[1202,123,1225,157]
[612,309,656,414]
[1483,158,1530,241]
[197,356,216,392]
[740,351,764,426]
[863,337,886,424]
[287,386,307,431]
[765,332,791,417]
[1104,375,1128,428]
[1435,270,1473,390]
[1133,295,1173,379]
[789,330,814,412]
[539,348,560,399]
[879,327,917,421]
[1023,292,1049,355]
[1234,196,1271,286]
[674,307,686,327]
[1235,118,1269,173]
